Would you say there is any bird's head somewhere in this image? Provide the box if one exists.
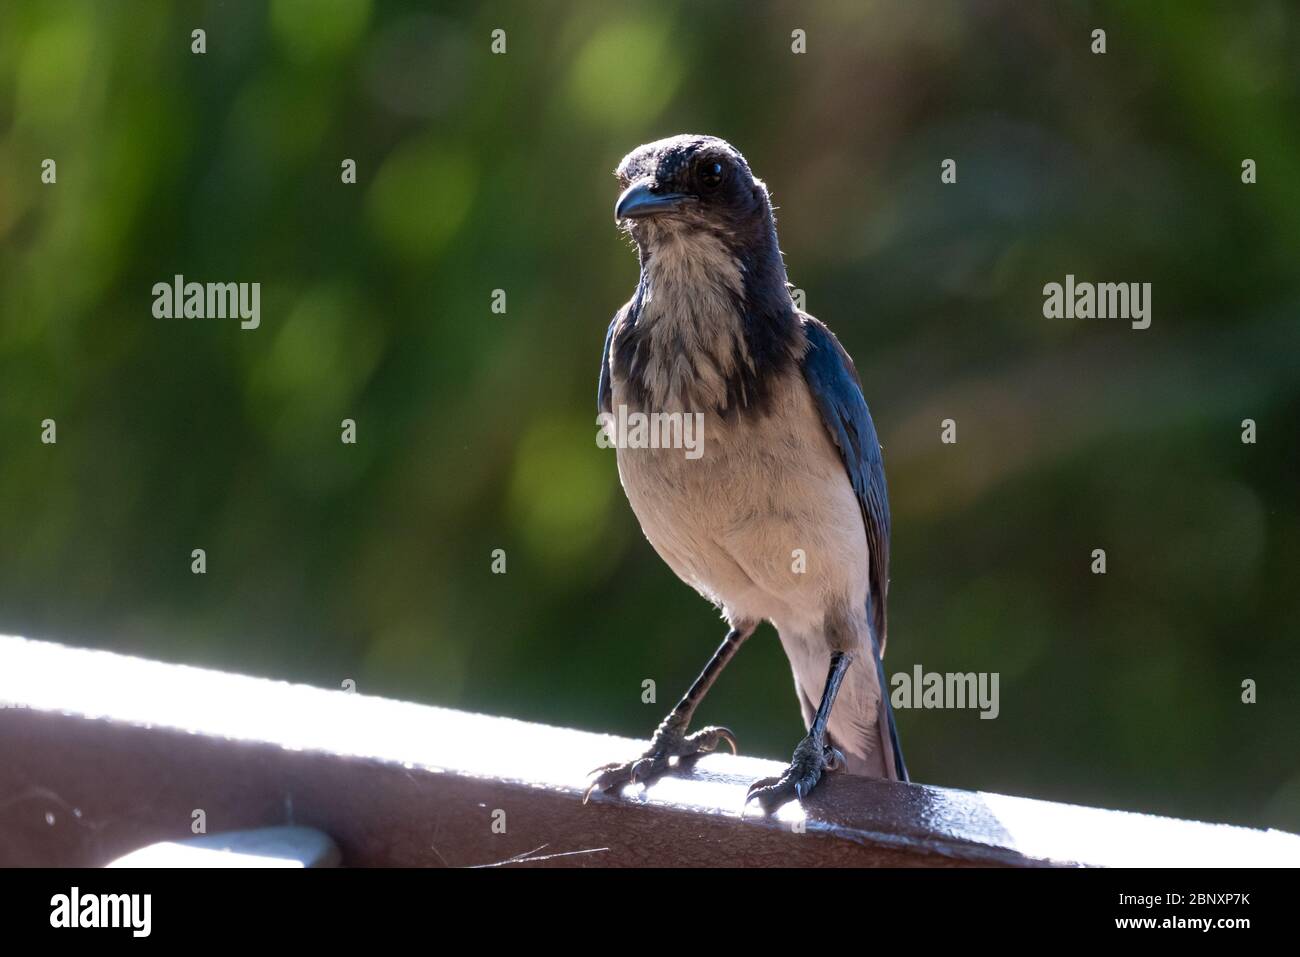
[613,134,776,256]
[607,135,800,415]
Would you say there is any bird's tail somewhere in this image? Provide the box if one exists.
[871,630,908,782]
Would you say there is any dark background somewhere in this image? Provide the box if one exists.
[1,1,1296,831]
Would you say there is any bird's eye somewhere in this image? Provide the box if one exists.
[698,158,727,191]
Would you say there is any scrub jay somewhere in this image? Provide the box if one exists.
[588,135,907,812]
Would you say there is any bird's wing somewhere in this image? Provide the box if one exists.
[597,305,626,415]
[799,316,891,651]
[799,315,907,781]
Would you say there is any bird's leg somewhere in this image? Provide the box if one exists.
[584,624,754,802]
[745,650,853,813]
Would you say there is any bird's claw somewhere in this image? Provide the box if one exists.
[583,724,738,804]
[744,738,841,814]
[687,724,738,757]
[823,745,846,772]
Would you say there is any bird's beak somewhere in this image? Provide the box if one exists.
[614,179,695,222]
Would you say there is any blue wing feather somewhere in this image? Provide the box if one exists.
[800,317,907,780]
[597,308,621,415]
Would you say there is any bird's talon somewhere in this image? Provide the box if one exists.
[823,746,846,772]
[584,722,741,802]
[743,735,832,814]
[685,725,739,756]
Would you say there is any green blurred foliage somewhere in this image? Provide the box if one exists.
[1,1,1297,831]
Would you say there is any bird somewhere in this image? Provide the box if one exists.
[587,134,907,813]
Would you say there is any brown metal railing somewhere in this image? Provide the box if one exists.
[1,635,1297,867]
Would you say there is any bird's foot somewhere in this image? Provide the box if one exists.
[583,719,737,803]
[744,735,844,814]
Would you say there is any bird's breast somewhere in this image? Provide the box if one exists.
[609,370,869,630]
[611,229,754,414]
